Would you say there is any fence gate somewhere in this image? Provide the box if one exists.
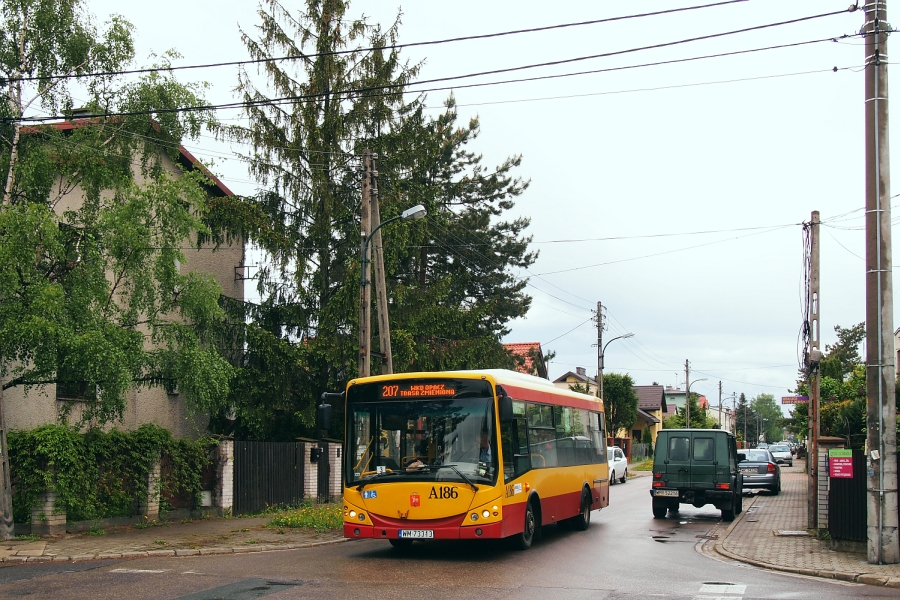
[828,449,866,541]
[233,441,305,514]
[317,442,331,503]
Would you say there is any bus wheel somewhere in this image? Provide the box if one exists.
[570,489,591,531]
[514,502,536,550]
[389,539,413,550]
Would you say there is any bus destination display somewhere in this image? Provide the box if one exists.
[379,382,456,399]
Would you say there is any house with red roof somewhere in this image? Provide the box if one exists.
[503,342,549,379]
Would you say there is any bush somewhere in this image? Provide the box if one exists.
[9,424,214,522]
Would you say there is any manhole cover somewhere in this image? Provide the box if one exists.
[775,530,810,536]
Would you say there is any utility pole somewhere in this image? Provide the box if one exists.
[369,154,394,374]
[718,380,723,429]
[595,301,604,400]
[684,360,690,429]
[808,210,821,530]
[358,152,372,378]
[864,0,899,564]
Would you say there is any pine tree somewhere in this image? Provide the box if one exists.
[213,1,534,439]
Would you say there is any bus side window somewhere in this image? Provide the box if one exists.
[589,411,606,464]
[501,401,531,482]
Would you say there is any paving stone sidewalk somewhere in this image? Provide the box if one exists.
[0,515,344,563]
[715,462,900,588]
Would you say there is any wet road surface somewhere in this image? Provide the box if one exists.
[1,475,898,599]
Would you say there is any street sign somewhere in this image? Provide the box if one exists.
[829,448,853,478]
[781,396,809,404]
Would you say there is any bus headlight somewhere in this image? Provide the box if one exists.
[470,513,479,521]
[358,513,366,521]
[349,510,357,518]
[482,510,490,518]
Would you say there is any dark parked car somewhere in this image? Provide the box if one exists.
[650,429,742,521]
[737,449,781,494]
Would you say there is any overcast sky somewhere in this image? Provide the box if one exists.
[79,0,886,413]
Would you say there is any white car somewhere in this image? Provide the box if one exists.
[607,446,628,484]
[768,444,793,467]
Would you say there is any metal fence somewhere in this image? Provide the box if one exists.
[233,441,306,514]
[631,443,650,462]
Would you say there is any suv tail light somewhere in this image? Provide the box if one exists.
[715,483,730,490]
[767,462,777,474]
[653,472,662,479]
[652,481,664,488]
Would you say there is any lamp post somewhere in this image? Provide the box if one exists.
[685,378,707,429]
[598,333,634,401]
[358,204,426,377]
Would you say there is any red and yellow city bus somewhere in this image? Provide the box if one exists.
[336,369,610,549]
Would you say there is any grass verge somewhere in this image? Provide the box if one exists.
[266,502,343,532]
[631,458,653,471]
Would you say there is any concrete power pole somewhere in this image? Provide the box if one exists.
[369,154,394,375]
[358,152,372,378]
[596,301,603,400]
[685,360,690,430]
[808,210,821,530]
[863,0,899,565]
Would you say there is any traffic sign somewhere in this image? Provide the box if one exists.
[781,396,809,404]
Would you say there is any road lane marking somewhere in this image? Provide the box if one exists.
[698,583,745,594]
[110,568,171,574]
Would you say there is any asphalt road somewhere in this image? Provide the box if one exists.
[2,476,899,599]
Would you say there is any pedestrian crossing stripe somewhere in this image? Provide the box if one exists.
[698,582,746,595]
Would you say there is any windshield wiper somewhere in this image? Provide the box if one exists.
[356,471,400,491]
[427,464,479,492]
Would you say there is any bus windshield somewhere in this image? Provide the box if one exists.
[347,380,498,487]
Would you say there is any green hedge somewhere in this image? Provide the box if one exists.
[9,424,215,523]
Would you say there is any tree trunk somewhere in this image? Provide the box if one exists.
[0,380,14,539]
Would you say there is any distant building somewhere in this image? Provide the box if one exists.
[664,386,687,409]
[503,342,549,379]
[552,366,597,394]
[632,385,667,445]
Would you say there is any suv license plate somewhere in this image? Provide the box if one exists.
[399,530,434,539]
[654,490,679,497]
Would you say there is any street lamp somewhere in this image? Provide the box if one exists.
[685,377,707,429]
[358,204,427,377]
[598,333,634,401]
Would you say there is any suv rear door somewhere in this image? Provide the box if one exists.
[690,432,716,490]
[665,433,691,487]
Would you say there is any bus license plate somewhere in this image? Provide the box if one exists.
[399,530,434,539]
[654,490,679,497]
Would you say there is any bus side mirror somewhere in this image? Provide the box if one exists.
[499,395,513,423]
[317,402,332,432]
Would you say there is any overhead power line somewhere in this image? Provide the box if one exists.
[7,10,858,124]
[7,1,750,84]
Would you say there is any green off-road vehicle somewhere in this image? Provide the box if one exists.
[650,429,742,521]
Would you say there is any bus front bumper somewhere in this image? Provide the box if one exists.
[344,521,504,540]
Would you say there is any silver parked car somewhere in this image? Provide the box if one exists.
[737,449,781,495]
[607,446,628,484]
[768,444,793,467]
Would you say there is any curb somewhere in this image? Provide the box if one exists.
[1,536,349,564]
[712,497,900,588]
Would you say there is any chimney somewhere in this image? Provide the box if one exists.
[576,367,586,377]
